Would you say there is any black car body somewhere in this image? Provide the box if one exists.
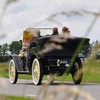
[9,28,90,85]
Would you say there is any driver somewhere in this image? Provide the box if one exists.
[23,28,40,50]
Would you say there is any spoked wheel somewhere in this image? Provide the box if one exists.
[32,58,43,85]
[47,74,55,84]
[9,59,18,84]
[72,58,83,85]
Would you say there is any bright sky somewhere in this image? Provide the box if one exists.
[0,0,100,44]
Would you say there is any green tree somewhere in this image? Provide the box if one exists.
[2,43,9,56]
[0,45,2,55]
[9,41,22,54]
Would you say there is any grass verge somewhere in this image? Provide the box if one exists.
[0,94,33,100]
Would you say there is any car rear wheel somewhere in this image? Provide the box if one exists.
[9,59,18,84]
[72,58,83,85]
[32,58,43,85]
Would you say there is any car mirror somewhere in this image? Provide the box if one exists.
[19,40,22,45]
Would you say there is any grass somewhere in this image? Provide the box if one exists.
[0,57,100,83]
[0,94,33,100]
[0,62,32,79]
[0,63,8,78]
[83,58,100,83]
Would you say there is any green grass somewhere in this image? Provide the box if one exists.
[0,57,100,83]
[0,62,32,79]
[83,58,100,83]
[0,94,33,100]
[0,63,8,78]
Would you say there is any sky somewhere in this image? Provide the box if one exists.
[0,0,100,44]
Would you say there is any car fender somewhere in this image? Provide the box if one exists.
[9,54,24,72]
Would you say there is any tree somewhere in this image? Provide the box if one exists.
[9,41,22,54]
[0,45,2,55]
[0,44,9,62]
[2,43,9,56]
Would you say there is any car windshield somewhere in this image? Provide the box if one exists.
[39,28,53,36]
[27,28,53,36]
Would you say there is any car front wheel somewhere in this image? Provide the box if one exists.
[9,59,18,84]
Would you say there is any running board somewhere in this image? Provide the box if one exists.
[18,71,30,74]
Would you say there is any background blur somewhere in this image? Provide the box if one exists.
[0,1,100,100]
[0,0,100,45]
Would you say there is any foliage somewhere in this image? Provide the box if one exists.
[0,44,9,62]
[0,56,9,62]
[0,43,9,56]
[0,41,22,62]
[9,41,22,54]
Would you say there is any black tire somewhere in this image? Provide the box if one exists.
[9,59,18,84]
[72,58,83,85]
[32,58,43,85]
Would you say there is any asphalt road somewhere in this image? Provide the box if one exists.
[0,78,100,100]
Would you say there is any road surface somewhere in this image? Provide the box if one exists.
[0,78,100,100]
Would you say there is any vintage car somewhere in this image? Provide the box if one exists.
[9,28,90,85]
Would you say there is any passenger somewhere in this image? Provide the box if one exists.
[61,26,70,38]
[33,29,40,40]
[52,27,59,35]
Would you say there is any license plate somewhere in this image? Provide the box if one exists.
[60,60,68,64]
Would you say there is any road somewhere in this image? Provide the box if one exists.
[0,78,100,100]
